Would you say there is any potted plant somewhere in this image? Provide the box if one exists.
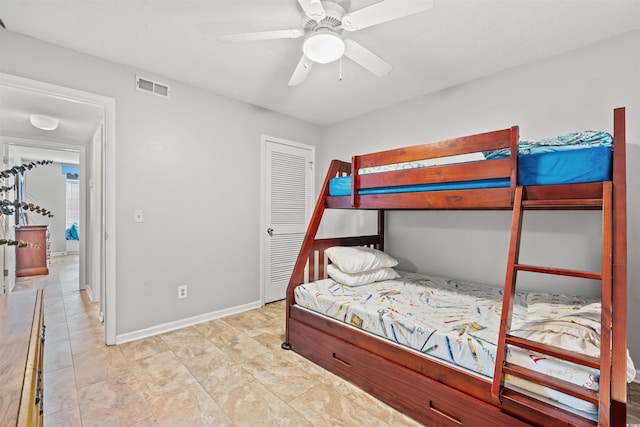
[0,160,54,247]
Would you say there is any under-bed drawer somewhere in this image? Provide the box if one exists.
[289,318,531,427]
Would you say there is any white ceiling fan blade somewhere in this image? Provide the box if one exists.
[342,0,434,31]
[218,29,304,43]
[288,55,314,86]
[298,0,326,21]
[343,39,392,77]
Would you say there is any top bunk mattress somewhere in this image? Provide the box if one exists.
[329,131,613,196]
[294,271,636,416]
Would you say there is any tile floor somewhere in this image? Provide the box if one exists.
[15,256,421,426]
[12,255,640,426]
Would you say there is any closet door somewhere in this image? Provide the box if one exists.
[262,136,314,303]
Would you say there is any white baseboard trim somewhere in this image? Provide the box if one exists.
[115,299,263,345]
[51,251,80,257]
[84,284,99,303]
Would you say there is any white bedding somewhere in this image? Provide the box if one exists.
[358,152,485,175]
[294,271,636,415]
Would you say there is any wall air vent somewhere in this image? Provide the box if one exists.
[135,75,170,98]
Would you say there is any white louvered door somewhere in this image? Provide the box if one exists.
[263,137,314,303]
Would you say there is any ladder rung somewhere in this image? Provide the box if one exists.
[503,362,599,404]
[514,264,601,280]
[505,335,600,369]
[500,389,596,427]
[522,199,602,208]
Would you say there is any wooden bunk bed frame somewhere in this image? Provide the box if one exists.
[283,107,628,427]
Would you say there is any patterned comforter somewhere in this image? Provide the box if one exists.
[294,271,636,416]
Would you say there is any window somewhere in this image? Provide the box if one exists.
[66,179,80,229]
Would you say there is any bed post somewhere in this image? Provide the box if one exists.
[351,155,361,208]
[610,107,627,425]
[377,209,385,251]
[509,125,519,204]
[283,159,351,348]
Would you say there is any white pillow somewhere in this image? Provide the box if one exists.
[327,263,400,287]
[325,246,398,274]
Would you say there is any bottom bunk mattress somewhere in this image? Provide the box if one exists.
[293,271,636,416]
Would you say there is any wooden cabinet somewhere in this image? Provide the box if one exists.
[0,290,45,426]
[15,225,50,277]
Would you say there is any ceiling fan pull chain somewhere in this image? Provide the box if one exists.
[339,56,343,82]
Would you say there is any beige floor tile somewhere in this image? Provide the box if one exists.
[62,295,96,317]
[43,366,79,415]
[119,335,170,361]
[66,310,102,333]
[216,380,312,427]
[43,296,65,313]
[182,347,255,401]
[253,331,287,350]
[262,299,286,317]
[147,382,233,427]
[213,327,270,362]
[43,306,67,325]
[44,339,73,372]
[224,308,279,337]
[159,326,218,361]
[129,350,197,398]
[128,417,160,427]
[192,317,239,343]
[289,383,390,427]
[43,404,82,427]
[314,369,365,401]
[77,379,153,427]
[42,319,70,344]
[69,324,106,355]
[73,345,132,389]
[241,349,323,402]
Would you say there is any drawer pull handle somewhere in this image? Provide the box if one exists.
[332,352,351,366]
[429,400,462,425]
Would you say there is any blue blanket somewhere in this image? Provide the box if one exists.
[66,223,79,240]
[329,131,613,196]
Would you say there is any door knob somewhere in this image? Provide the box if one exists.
[267,228,274,236]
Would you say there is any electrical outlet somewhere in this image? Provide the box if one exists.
[178,285,187,299]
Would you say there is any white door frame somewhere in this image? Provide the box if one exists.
[0,72,117,345]
[260,135,315,304]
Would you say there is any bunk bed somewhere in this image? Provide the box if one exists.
[282,107,631,427]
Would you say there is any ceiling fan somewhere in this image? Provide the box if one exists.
[218,0,434,86]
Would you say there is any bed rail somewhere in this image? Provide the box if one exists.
[284,159,385,345]
[328,126,520,209]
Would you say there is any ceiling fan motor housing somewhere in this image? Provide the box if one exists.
[302,1,346,33]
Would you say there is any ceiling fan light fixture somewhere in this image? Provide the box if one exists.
[303,29,345,64]
[29,114,59,131]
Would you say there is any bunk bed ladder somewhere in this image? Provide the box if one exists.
[492,183,613,427]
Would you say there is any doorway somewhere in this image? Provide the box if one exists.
[3,143,83,288]
[0,72,116,345]
[261,135,315,303]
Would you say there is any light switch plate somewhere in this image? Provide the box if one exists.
[134,209,143,222]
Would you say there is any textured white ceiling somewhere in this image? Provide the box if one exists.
[0,0,639,131]
[0,84,104,144]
